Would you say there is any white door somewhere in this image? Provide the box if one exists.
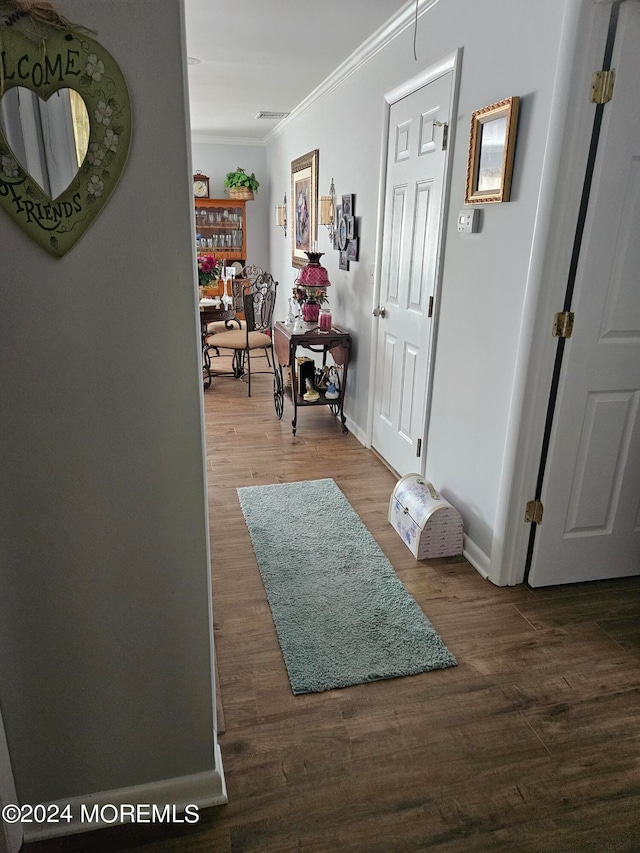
[528,1,640,586]
[371,69,452,476]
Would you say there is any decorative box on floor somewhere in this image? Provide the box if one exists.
[389,474,463,559]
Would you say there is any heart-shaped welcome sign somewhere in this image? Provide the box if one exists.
[0,23,131,257]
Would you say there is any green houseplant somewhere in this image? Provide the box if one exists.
[223,167,260,200]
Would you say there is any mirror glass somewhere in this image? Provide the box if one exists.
[0,87,90,200]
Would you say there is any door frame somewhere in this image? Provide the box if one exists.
[366,49,462,467]
[0,708,21,853]
[493,0,617,585]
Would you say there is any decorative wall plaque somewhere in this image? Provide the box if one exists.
[0,6,132,257]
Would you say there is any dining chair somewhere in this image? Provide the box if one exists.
[206,266,278,396]
[205,276,246,335]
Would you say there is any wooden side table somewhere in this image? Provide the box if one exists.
[273,320,351,435]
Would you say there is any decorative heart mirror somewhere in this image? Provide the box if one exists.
[0,8,131,257]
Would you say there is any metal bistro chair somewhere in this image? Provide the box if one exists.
[206,266,278,396]
[204,275,246,336]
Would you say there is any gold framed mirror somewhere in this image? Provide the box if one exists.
[465,97,519,204]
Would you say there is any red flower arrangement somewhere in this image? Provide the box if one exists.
[197,254,222,286]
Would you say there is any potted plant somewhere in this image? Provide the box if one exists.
[223,167,260,200]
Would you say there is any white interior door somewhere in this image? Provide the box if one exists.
[371,68,452,476]
[528,1,640,586]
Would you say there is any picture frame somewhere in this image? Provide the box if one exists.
[341,194,354,217]
[465,97,520,204]
[347,216,356,240]
[339,250,350,271]
[291,149,319,267]
[346,239,359,262]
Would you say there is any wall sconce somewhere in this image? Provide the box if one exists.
[275,193,287,238]
[320,178,336,243]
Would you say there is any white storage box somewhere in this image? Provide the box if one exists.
[389,474,463,559]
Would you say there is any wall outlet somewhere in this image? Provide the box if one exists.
[457,209,480,234]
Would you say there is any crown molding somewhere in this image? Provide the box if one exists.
[191,134,266,147]
[264,0,442,144]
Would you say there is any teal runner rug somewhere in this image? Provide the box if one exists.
[236,478,457,694]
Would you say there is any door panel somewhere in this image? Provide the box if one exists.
[372,70,451,475]
[396,121,411,160]
[528,2,640,585]
[599,156,640,339]
[387,186,407,304]
[379,332,397,424]
[399,342,419,438]
[409,181,433,310]
[419,109,440,155]
[565,391,639,535]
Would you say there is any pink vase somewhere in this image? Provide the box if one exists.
[302,300,320,323]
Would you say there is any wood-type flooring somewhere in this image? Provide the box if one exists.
[26,369,640,853]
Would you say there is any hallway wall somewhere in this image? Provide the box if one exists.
[265,0,574,581]
[0,0,224,828]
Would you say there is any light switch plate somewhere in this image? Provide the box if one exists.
[457,209,480,234]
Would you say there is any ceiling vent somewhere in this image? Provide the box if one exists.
[255,111,290,120]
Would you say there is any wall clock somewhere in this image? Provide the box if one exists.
[193,172,210,198]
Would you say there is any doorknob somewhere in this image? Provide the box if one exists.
[372,306,386,318]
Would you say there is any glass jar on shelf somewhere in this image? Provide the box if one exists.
[319,308,332,332]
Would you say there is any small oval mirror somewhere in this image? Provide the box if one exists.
[0,87,90,200]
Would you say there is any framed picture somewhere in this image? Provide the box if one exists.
[347,216,356,239]
[465,97,520,204]
[291,149,319,267]
[346,239,359,262]
[341,194,354,217]
[339,250,350,271]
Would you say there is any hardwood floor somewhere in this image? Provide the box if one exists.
[27,370,640,852]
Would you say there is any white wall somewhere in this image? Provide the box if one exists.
[0,0,224,829]
[191,142,269,270]
[265,0,571,581]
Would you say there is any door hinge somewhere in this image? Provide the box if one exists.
[525,500,544,525]
[428,296,434,318]
[590,69,615,104]
[552,310,574,339]
[416,438,422,457]
[434,120,448,150]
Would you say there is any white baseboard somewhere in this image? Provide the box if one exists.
[23,745,227,843]
[345,417,367,448]
[462,535,493,583]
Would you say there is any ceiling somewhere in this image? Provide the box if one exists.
[184,0,409,142]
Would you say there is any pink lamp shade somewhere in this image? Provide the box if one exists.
[294,252,331,287]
